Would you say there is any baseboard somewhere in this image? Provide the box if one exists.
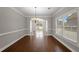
[1,33,75,51]
[26,34,30,36]
[0,34,27,52]
[52,34,76,52]
[26,34,52,36]
[47,34,52,36]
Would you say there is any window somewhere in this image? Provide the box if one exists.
[63,12,77,42]
[56,18,63,35]
[56,10,77,42]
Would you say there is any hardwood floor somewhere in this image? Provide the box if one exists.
[3,36,71,52]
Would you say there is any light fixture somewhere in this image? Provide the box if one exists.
[32,7,37,21]
[48,7,51,10]
[35,7,37,18]
[32,7,43,23]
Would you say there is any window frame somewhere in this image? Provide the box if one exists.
[55,8,78,43]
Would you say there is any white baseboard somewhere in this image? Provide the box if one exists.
[52,34,76,52]
[27,34,53,36]
[26,34,30,36]
[47,34,52,36]
[1,33,75,51]
[0,34,27,52]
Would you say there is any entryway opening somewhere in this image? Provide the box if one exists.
[30,17,48,39]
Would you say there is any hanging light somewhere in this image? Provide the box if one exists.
[35,7,37,18]
[32,7,37,21]
[32,7,41,23]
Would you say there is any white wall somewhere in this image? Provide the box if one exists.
[0,7,27,51]
[51,7,79,51]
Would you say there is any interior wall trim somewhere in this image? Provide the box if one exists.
[0,34,27,52]
[10,8,52,18]
[52,7,65,17]
[25,16,52,18]
[52,34,76,52]
[10,7,26,17]
[0,28,27,36]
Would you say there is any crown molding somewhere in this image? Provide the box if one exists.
[25,16,52,18]
[52,7,65,17]
[10,7,52,18]
[10,7,26,17]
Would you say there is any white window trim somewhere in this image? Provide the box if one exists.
[55,8,78,43]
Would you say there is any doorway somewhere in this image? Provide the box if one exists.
[30,17,48,39]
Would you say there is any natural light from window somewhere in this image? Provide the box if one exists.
[56,11,77,42]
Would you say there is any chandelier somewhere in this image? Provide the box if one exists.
[32,7,37,21]
[32,7,42,23]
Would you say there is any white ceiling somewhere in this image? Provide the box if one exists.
[14,7,60,17]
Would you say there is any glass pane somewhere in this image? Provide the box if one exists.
[56,18,63,35]
[63,12,77,42]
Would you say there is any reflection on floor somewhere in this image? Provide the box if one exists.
[3,36,71,52]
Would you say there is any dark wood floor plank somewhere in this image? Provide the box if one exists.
[3,36,71,52]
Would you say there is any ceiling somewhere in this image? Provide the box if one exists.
[14,7,60,17]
